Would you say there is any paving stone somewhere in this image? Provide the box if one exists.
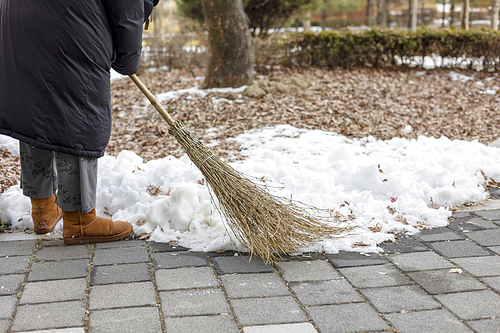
[41,238,67,247]
[15,329,85,333]
[160,288,230,317]
[151,251,209,269]
[221,273,289,299]
[462,217,499,229]
[242,323,318,333]
[0,295,17,318]
[448,217,495,232]
[489,246,500,254]
[11,301,85,331]
[306,303,390,333]
[211,256,275,275]
[452,212,473,218]
[435,290,500,320]
[428,240,492,258]
[21,278,87,304]
[480,276,500,293]
[408,269,486,294]
[451,256,500,277]
[385,309,473,333]
[379,236,428,254]
[289,278,363,306]
[325,251,387,268]
[35,245,90,261]
[89,307,161,333]
[207,250,246,258]
[89,282,156,309]
[94,239,146,249]
[156,267,219,291]
[164,315,239,333]
[0,256,30,274]
[387,251,455,271]
[0,320,9,333]
[0,241,36,257]
[467,318,500,332]
[92,246,148,266]
[339,264,412,288]
[465,229,500,246]
[412,229,464,242]
[273,253,325,261]
[0,274,25,296]
[230,296,307,326]
[472,209,500,221]
[148,241,188,253]
[91,263,151,285]
[359,285,440,313]
[28,259,89,281]
[277,260,339,282]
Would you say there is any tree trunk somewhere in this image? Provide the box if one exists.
[377,0,388,26]
[411,0,418,30]
[408,0,412,28]
[201,0,254,89]
[450,1,454,26]
[442,0,446,27]
[366,0,372,26]
[322,0,327,30]
[461,0,469,30]
[492,0,500,30]
[303,10,312,31]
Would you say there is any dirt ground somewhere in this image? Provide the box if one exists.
[1,67,499,194]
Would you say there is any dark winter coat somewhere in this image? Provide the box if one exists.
[0,0,144,158]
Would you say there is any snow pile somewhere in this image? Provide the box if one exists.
[2,125,500,254]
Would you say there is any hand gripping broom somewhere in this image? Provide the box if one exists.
[129,74,352,263]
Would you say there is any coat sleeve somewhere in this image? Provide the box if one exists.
[102,0,144,75]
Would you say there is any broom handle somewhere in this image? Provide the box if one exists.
[129,74,175,126]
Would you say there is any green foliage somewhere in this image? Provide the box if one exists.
[175,0,317,36]
[286,28,500,71]
[175,0,204,23]
[245,0,314,36]
[328,0,363,14]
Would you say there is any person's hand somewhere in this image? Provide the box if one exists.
[144,0,160,23]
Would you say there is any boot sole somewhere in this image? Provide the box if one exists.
[34,212,64,234]
[63,225,133,245]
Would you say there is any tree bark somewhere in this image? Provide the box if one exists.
[366,0,372,26]
[377,0,388,26]
[322,0,327,30]
[201,0,254,89]
[450,1,454,26]
[303,10,312,31]
[411,0,418,30]
[461,0,469,30]
[492,0,500,30]
[442,0,446,27]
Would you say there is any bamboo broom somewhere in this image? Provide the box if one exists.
[129,74,353,263]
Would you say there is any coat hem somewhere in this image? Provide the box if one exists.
[0,130,105,159]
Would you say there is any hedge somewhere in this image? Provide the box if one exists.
[284,28,500,71]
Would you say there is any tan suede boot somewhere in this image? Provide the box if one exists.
[63,209,133,245]
[31,193,63,234]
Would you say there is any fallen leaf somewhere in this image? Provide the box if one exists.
[368,223,382,232]
[138,232,151,240]
[352,242,370,247]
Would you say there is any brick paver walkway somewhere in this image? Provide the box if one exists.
[1,203,500,332]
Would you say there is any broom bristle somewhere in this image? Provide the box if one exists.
[169,121,353,263]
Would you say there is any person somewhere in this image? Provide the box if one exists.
[0,0,158,244]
